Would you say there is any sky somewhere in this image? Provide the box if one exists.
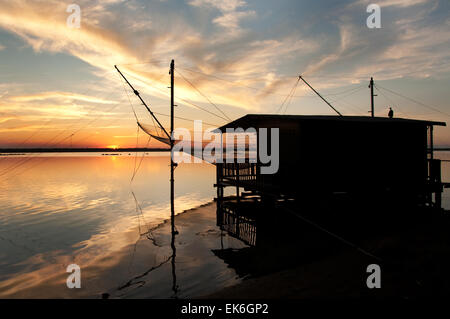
[0,0,449,148]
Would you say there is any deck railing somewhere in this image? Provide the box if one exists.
[221,162,258,181]
[216,162,279,194]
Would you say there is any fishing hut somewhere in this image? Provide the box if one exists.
[214,115,446,244]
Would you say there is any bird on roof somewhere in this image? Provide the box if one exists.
[388,107,394,118]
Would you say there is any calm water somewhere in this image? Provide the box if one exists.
[0,151,449,298]
[0,152,243,298]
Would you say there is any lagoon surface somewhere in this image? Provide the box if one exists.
[0,152,243,298]
[0,151,449,298]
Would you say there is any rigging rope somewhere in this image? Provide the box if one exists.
[375,84,450,118]
[0,97,127,178]
[325,85,367,114]
[373,85,409,116]
[153,112,220,127]
[177,66,368,99]
[176,69,232,121]
[0,69,119,155]
[119,72,139,122]
[282,78,301,114]
[0,74,127,175]
[118,69,229,123]
[0,116,127,183]
[177,97,229,122]
[275,77,300,113]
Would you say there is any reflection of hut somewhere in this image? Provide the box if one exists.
[214,115,446,211]
[217,200,258,246]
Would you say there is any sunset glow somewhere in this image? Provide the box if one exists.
[0,0,449,148]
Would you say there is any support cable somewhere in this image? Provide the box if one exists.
[175,69,231,121]
[275,77,300,113]
[375,84,450,118]
[299,76,343,116]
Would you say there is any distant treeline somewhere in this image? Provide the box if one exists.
[0,148,170,153]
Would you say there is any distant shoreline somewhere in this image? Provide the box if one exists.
[0,148,170,153]
[0,147,449,154]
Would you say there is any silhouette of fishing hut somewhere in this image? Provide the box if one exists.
[214,114,446,245]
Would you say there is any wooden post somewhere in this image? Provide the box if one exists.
[430,125,434,160]
[169,59,177,296]
[170,59,175,230]
[369,77,376,117]
[435,160,442,210]
[256,129,260,189]
[236,162,240,203]
[216,163,223,226]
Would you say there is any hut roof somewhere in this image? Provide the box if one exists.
[214,114,446,132]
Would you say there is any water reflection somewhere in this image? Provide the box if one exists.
[0,153,243,298]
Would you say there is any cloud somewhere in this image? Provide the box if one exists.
[189,0,247,13]
[0,124,53,133]
[0,0,345,117]
[9,92,118,104]
[0,116,17,124]
[299,0,449,88]
[189,0,255,36]
[212,10,256,32]
[113,135,138,138]
[357,0,430,8]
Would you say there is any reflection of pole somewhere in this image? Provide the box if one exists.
[169,59,178,297]
[170,221,177,296]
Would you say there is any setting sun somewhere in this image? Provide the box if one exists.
[107,145,119,150]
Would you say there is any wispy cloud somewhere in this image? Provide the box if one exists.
[301,0,448,85]
[356,0,431,8]
[189,0,256,37]
[9,92,117,104]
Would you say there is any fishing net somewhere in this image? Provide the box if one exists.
[137,121,171,146]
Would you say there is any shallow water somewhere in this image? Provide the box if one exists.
[0,152,243,298]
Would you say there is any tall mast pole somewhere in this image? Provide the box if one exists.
[171,59,174,142]
[169,59,178,296]
[170,60,175,219]
[170,59,175,217]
